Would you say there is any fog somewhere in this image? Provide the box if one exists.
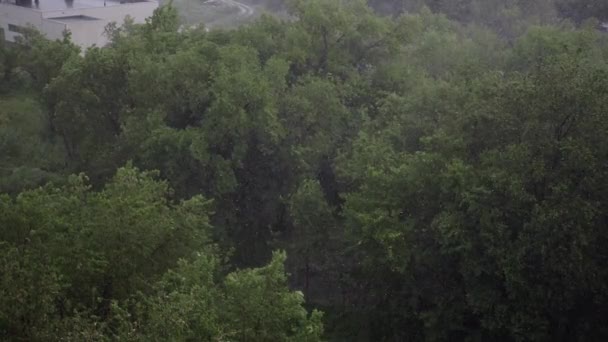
[2,0,608,341]
[172,0,608,32]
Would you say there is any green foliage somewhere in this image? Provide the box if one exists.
[14,28,79,91]
[222,251,324,341]
[0,165,320,340]
[0,243,62,340]
[335,20,608,341]
[0,94,65,193]
[137,253,223,340]
[0,165,211,338]
[555,0,608,23]
[3,1,608,341]
[135,251,323,341]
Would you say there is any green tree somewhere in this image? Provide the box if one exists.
[14,29,79,92]
[0,165,213,335]
[133,251,323,341]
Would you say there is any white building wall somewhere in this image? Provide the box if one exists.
[40,18,69,40]
[0,1,157,48]
[42,2,157,23]
[0,3,66,42]
[65,19,108,47]
[49,2,158,47]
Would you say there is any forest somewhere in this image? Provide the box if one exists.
[1,0,608,340]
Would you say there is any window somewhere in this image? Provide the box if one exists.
[8,24,26,34]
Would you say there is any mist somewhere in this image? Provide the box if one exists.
[2,0,608,341]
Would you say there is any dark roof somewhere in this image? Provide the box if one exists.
[48,15,101,21]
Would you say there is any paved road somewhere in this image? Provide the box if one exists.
[175,0,256,29]
[185,0,256,28]
[222,0,254,17]
[202,0,254,18]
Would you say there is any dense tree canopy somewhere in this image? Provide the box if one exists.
[1,0,608,340]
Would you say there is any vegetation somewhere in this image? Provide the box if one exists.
[1,0,608,340]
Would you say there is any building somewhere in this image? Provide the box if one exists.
[0,0,158,48]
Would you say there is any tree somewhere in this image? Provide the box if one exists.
[0,165,213,336]
[555,0,608,23]
[3,2,608,340]
[121,251,323,341]
[334,23,608,341]
[14,29,79,92]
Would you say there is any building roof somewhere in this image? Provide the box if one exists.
[2,0,147,11]
[48,14,101,22]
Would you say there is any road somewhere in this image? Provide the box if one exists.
[201,0,255,20]
[221,0,254,17]
[174,0,257,29]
